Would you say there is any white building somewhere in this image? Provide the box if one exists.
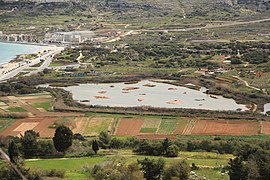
[44,31,95,44]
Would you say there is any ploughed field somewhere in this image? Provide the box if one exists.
[0,115,267,138]
[0,93,268,138]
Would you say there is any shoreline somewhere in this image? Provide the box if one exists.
[0,40,63,47]
[0,43,64,81]
[0,42,50,65]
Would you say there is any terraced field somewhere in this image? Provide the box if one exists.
[157,118,179,135]
[73,117,113,136]
[139,118,161,133]
[0,93,268,139]
[192,120,259,135]
[173,119,189,134]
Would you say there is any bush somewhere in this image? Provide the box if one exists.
[166,145,179,157]
[42,169,65,178]
[164,161,190,180]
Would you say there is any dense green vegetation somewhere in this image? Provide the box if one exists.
[2,127,270,179]
[7,107,27,112]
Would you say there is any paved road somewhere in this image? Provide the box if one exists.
[26,47,64,76]
[139,17,270,33]
[0,148,10,162]
[0,148,28,180]
[0,46,64,82]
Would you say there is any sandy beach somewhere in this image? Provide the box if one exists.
[0,44,63,81]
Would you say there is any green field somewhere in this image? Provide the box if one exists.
[32,101,52,111]
[7,106,27,112]
[158,119,179,134]
[0,118,17,132]
[25,151,231,179]
[140,128,157,133]
[83,117,112,136]
[26,156,108,171]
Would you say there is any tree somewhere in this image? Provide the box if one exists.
[0,163,21,180]
[98,131,111,149]
[53,126,73,153]
[187,140,195,151]
[92,140,99,154]
[162,138,171,154]
[91,160,143,180]
[8,141,19,163]
[228,157,248,180]
[166,144,179,157]
[138,158,165,180]
[21,130,39,157]
[247,156,260,180]
[73,133,85,141]
[164,161,190,180]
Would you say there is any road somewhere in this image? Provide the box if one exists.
[0,148,28,180]
[26,47,64,76]
[0,8,16,15]
[233,76,261,91]
[0,46,64,82]
[0,148,10,162]
[138,17,270,33]
[99,17,270,43]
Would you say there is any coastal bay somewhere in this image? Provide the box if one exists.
[0,42,43,65]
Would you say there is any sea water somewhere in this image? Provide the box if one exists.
[0,42,42,64]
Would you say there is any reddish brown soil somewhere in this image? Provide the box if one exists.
[173,119,190,134]
[33,117,59,137]
[115,118,144,136]
[261,122,270,135]
[0,117,60,138]
[192,120,259,135]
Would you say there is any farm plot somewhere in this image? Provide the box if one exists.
[79,117,113,136]
[173,119,190,135]
[0,120,7,127]
[14,93,53,112]
[261,122,270,135]
[0,117,60,137]
[0,118,16,132]
[140,118,161,134]
[31,101,52,111]
[19,94,52,103]
[50,117,77,130]
[191,120,259,135]
[157,118,178,135]
[0,94,54,116]
[116,118,144,136]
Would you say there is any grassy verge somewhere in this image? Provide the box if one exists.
[31,101,52,111]
[0,118,16,132]
[7,107,27,112]
[140,128,157,133]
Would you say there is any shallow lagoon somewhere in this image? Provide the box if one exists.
[53,80,248,111]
